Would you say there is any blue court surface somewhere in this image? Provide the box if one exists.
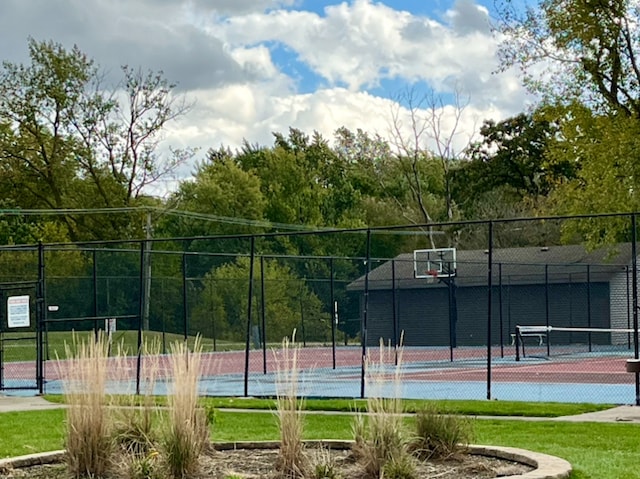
[10,366,631,404]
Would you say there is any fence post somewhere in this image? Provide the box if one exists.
[209,276,216,352]
[545,264,550,357]
[244,236,256,397]
[486,221,493,400]
[36,242,45,395]
[627,266,631,349]
[632,214,639,406]
[182,253,188,341]
[360,228,371,399]
[392,259,399,366]
[587,264,592,352]
[136,241,144,396]
[93,249,99,341]
[260,255,267,374]
[330,257,336,370]
[499,263,504,358]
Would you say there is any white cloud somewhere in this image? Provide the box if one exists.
[187,0,299,16]
[214,0,529,111]
[0,0,533,195]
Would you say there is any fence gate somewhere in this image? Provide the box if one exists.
[0,282,40,392]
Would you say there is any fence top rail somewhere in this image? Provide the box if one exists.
[4,210,639,251]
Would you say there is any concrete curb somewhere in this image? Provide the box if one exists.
[0,442,571,479]
[469,445,572,479]
[0,450,65,470]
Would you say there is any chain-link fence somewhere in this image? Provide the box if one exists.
[1,213,640,403]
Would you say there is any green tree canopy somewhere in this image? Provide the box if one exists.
[191,256,327,343]
[0,38,191,241]
[498,0,640,117]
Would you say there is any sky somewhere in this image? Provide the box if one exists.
[0,0,534,193]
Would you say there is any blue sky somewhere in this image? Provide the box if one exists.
[0,0,533,190]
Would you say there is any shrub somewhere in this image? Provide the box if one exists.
[410,402,475,460]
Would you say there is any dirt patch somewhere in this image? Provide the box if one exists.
[1,445,533,478]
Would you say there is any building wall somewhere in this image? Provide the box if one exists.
[610,269,633,345]
[364,282,611,347]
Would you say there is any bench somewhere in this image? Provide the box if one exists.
[510,332,546,346]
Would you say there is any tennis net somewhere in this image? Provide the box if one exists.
[514,325,637,360]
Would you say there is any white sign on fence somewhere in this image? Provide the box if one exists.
[7,295,30,328]
[105,317,117,334]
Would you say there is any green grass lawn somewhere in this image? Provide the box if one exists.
[2,330,249,362]
[199,397,613,417]
[2,329,314,362]
[2,404,639,478]
[42,395,611,417]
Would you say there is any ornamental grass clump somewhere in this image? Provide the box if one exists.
[274,332,310,479]
[410,402,475,460]
[111,339,161,459]
[351,337,416,479]
[58,332,113,479]
[163,336,209,479]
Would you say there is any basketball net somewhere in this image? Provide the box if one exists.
[425,269,439,284]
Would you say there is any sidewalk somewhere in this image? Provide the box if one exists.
[2,394,640,422]
[551,405,640,423]
[0,395,64,413]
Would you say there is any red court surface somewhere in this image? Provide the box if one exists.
[1,346,634,388]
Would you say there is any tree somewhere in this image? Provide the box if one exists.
[497,0,640,117]
[386,88,473,247]
[545,105,640,244]
[454,112,575,217]
[168,151,267,238]
[191,257,327,343]
[0,39,191,241]
[495,1,640,243]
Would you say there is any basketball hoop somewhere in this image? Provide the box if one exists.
[413,247,456,279]
[425,269,439,284]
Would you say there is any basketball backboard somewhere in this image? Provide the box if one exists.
[413,248,456,279]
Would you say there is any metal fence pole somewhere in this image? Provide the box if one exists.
[93,249,99,341]
[330,257,336,370]
[182,253,188,341]
[627,266,632,349]
[632,214,639,406]
[37,242,45,394]
[136,241,144,396]
[300,282,306,347]
[486,221,493,400]
[244,236,256,397]
[260,255,267,374]
[587,264,592,353]
[360,229,371,399]
[209,277,216,352]
[545,264,550,357]
[499,263,504,358]
[392,259,399,366]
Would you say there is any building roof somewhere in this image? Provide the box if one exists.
[347,243,633,291]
